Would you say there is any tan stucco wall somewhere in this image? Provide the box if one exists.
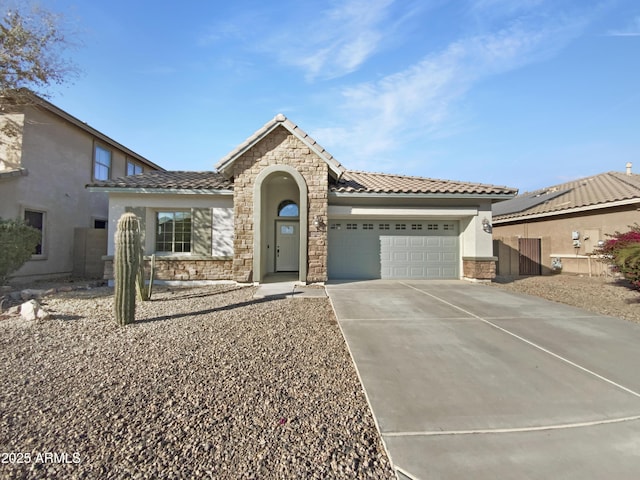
[231,126,328,283]
[0,105,157,281]
[493,204,640,275]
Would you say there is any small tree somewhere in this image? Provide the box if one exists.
[615,243,640,288]
[0,217,40,284]
[596,224,640,288]
[1,1,80,145]
[1,2,78,102]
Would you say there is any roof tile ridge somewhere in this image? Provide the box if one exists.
[607,171,640,191]
[345,169,440,181]
[517,173,608,197]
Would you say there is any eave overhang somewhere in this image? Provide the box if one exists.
[329,191,516,201]
[86,187,233,195]
[493,197,640,224]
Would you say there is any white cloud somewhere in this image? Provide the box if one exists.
[268,0,400,80]
[317,13,590,169]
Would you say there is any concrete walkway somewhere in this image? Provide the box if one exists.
[253,274,327,299]
[327,280,640,480]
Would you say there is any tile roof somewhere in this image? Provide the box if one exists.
[87,171,233,190]
[215,114,345,177]
[493,171,640,221]
[330,170,517,196]
[89,168,517,197]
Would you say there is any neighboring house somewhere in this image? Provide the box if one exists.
[492,163,640,276]
[89,114,516,284]
[0,93,164,282]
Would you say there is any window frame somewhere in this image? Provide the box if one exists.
[93,218,108,229]
[23,208,46,259]
[154,210,192,254]
[94,144,112,181]
[277,200,299,217]
[126,159,143,176]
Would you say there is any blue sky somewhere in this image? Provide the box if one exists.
[40,0,640,193]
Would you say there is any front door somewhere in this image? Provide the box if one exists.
[275,220,300,271]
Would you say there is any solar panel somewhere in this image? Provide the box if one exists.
[493,188,570,217]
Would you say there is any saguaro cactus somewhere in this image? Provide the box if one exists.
[114,213,141,325]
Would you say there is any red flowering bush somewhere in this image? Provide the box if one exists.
[596,224,640,288]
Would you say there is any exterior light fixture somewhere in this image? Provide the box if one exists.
[482,217,492,233]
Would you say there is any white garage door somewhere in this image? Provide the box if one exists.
[328,221,459,280]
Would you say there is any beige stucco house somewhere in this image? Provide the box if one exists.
[493,164,640,276]
[90,115,516,284]
[0,93,164,282]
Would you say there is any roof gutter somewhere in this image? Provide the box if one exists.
[329,192,516,201]
[86,187,234,195]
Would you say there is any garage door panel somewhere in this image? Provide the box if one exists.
[394,237,409,247]
[426,252,442,262]
[443,237,457,247]
[442,267,457,277]
[329,221,459,280]
[410,252,425,262]
[390,252,406,262]
[410,266,426,276]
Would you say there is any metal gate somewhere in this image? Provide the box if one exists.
[518,238,541,275]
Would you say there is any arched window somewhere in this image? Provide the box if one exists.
[278,200,299,217]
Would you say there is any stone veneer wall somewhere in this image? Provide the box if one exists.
[104,258,233,282]
[462,257,497,281]
[231,126,328,283]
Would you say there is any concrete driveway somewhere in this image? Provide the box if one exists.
[326,280,640,480]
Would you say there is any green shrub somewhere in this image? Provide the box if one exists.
[596,224,640,289]
[0,218,41,284]
[613,243,640,288]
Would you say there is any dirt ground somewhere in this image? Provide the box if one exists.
[491,274,640,323]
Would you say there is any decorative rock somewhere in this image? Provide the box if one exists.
[20,289,47,301]
[20,299,50,321]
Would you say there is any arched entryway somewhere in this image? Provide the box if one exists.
[253,165,308,283]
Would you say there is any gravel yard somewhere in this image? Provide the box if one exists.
[3,273,637,479]
[0,285,394,479]
[491,274,640,323]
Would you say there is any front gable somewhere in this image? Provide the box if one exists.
[227,123,331,283]
[216,114,345,180]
